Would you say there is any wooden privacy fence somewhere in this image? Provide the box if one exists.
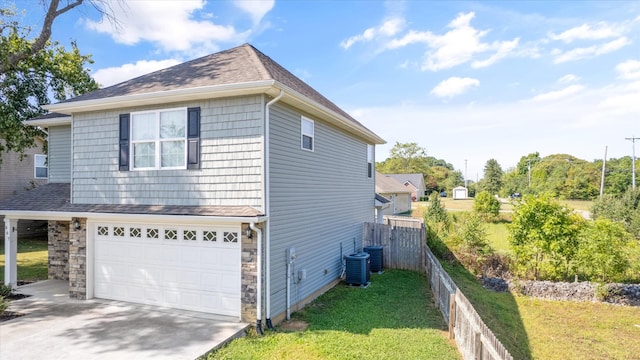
[363,222,513,360]
[362,222,425,271]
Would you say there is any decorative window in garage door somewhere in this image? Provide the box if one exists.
[94,223,240,247]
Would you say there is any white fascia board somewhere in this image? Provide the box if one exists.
[273,81,386,145]
[2,211,267,225]
[43,80,277,114]
[25,117,72,127]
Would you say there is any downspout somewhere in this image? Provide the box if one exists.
[249,222,263,335]
[265,89,284,330]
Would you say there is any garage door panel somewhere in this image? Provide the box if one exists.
[94,223,241,316]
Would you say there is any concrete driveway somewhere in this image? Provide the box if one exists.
[0,280,248,360]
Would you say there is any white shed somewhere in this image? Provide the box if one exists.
[452,186,468,200]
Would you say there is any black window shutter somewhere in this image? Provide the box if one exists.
[119,114,130,171]
[187,107,201,169]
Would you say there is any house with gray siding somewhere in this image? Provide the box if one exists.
[0,44,385,331]
[0,137,48,240]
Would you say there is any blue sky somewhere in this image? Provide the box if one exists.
[20,0,640,180]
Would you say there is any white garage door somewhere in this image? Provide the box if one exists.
[94,222,241,316]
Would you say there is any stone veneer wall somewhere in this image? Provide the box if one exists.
[240,222,261,323]
[68,217,87,299]
[48,221,70,280]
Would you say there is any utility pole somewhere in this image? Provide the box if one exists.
[626,136,639,190]
[464,159,468,188]
[600,146,607,197]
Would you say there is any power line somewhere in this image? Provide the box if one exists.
[625,136,639,190]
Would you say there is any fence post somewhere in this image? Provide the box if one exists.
[449,293,456,339]
[474,332,482,360]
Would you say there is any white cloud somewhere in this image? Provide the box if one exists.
[384,12,519,71]
[233,0,274,25]
[472,38,520,68]
[83,0,266,55]
[528,84,585,102]
[549,22,622,43]
[553,37,631,63]
[92,59,182,87]
[340,17,405,49]
[557,74,580,84]
[431,77,480,98]
[616,59,640,80]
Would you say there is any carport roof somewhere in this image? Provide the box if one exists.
[0,183,264,218]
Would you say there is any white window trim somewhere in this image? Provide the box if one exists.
[34,154,47,179]
[301,116,314,152]
[130,107,188,170]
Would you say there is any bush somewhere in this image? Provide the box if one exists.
[0,296,7,316]
[473,190,501,220]
[575,218,633,283]
[508,194,584,280]
[0,284,12,298]
[449,212,493,275]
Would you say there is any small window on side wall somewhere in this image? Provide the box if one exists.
[367,144,374,178]
[301,117,314,151]
[34,154,47,179]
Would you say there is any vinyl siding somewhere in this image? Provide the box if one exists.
[0,139,47,200]
[268,103,375,318]
[71,96,265,207]
[48,126,72,183]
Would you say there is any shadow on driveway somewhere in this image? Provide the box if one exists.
[1,280,248,360]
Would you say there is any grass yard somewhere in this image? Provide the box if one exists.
[0,237,49,283]
[486,222,511,253]
[443,252,640,360]
[208,270,460,360]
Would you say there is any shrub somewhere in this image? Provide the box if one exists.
[508,194,584,280]
[575,218,633,283]
[0,296,7,316]
[449,212,493,275]
[473,190,501,220]
[0,284,12,298]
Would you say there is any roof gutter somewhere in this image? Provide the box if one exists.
[1,211,268,225]
[43,80,277,114]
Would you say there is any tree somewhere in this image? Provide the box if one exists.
[473,190,500,220]
[0,1,101,164]
[479,159,503,195]
[376,142,429,174]
[592,187,640,239]
[508,194,584,280]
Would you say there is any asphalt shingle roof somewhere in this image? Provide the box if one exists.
[0,183,263,217]
[56,43,369,132]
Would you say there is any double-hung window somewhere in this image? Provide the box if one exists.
[301,117,314,151]
[367,144,374,178]
[131,108,187,170]
[34,154,47,179]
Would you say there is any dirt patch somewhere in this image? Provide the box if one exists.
[279,319,309,332]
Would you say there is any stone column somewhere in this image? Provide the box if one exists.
[241,222,260,323]
[4,218,18,287]
[48,221,70,280]
[68,217,87,299]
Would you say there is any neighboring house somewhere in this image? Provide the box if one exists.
[374,193,391,223]
[0,138,48,240]
[452,186,468,200]
[386,173,426,201]
[375,172,412,215]
[0,44,385,331]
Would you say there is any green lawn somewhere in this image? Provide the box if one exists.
[208,270,460,360]
[444,260,640,360]
[0,237,49,283]
[486,222,511,253]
